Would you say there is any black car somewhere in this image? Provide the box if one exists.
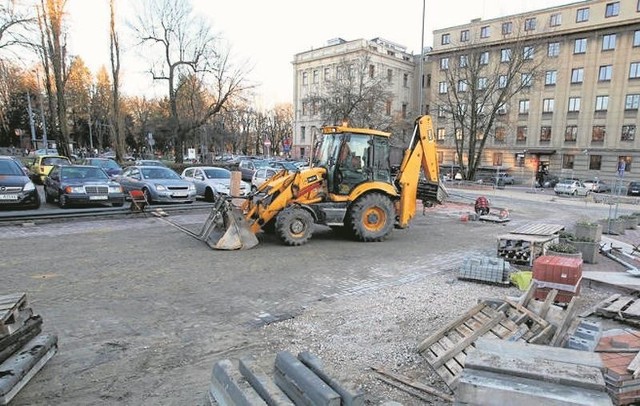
[0,156,41,210]
[628,181,640,196]
[81,157,123,177]
[44,165,126,208]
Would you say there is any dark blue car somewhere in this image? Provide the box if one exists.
[82,158,122,177]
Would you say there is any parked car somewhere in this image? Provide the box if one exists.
[489,173,515,185]
[43,165,125,208]
[583,178,611,193]
[251,167,280,192]
[82,157,123,177]
[115,165,196,204]
[542,175,560,188]
[238,159,269,182]
[267,160,299,173]
[628,181,640,196]
[29,155,72,184]
[134,159,167,167]
[553,179,591,196]
[0,156,40,210]
[181,166,250,201]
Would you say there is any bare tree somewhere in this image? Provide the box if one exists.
[308,53,394,130]
[434,24,546,180]
[0,0,35,57]
[109,0,125,161]
[131,0,252,163]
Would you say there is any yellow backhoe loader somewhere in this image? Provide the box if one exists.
[172,115,447,250]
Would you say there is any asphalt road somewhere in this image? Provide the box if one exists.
[2,187,636,405]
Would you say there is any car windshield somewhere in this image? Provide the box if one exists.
[138,160,166,167]
[62,166,109,180]
[141,167,180,180]
[42,157,70,165]
[0,160,24,176]
[203,168,231,179]
[91,159,120,170]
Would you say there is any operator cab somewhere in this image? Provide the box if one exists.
[314,128,392,195]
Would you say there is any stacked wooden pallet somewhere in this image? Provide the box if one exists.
[0,293,57,405]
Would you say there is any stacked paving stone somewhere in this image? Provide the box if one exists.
[207,350,364,405]
[0,293,57,405]
[458,255,512,285]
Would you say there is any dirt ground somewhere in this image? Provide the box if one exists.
[1,186,638,405]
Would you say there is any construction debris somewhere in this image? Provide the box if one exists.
[0,293,57,405]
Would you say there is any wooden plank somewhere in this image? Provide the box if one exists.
[538,289,558,319]
[438,336,466,379]
[417,302,487,353]
[372,367,454,403]
[503,298,550,328]
[627,352,640,379]
[518,281,538,306]
[601,296,636,314]
[622,300,640,319]
[528,324,555,345]
[580,293,621,318]
[551,297,579,347]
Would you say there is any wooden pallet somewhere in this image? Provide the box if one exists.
[0,294,30,337]
[595,294,640,324]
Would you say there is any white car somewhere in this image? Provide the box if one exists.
[251,167,280,192]
[553,179,591,196]
[181,166,249,201]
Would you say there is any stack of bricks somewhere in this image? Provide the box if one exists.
[532,255,583,303]
[597,329,640,405]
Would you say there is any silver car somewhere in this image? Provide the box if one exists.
[115,166,196,204]
[181,166,249,201]
[553,179,591,196]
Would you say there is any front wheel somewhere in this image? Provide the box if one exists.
[204,187,216,202]
[275,206,314,246]
[59,193,68,208]
[143,188,153,204]
[348,193,395,242]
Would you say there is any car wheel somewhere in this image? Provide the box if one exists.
[59,194,68,208]
[204,187,216,202]
[251,185,257,193]
[142,188,153,204]
[30,197,41,210]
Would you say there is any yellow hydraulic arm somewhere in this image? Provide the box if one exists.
[395,115,445,228]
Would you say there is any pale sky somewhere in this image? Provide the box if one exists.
[65,0,577,108]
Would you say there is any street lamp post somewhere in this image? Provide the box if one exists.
[418,0,426,114]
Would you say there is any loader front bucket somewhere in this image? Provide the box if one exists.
[200,204,259,250]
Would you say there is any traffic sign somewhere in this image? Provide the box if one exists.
[264,140,271,146]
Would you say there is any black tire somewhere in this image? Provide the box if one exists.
[143,188,153,204]
[113,202,124,207]
[262,219,276,234]
[348,193,395,242]
[204,187,216,202]
[59,193,68,208]
[45,189,54,204]
[251,185,257,193]
[30,197,41,210]
[572,190,577,196]
[275,206,314,246]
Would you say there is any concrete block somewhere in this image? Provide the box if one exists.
[274,351,340,406]
[209,359,267,406]
[297,351,364,406]
[238,357,294,406]
[564,336,596,352]
[574,327,601,342]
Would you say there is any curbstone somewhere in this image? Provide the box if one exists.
[209,359,267,406]
[239,356,294,406]
[274,351,340,406]
[297,351,364,406]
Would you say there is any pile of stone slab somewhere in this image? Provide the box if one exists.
[0,293,57,405]
[207,350,364,405]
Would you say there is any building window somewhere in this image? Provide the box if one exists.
[563,154,575,169]
[368,65,375,78]
[595,95,609,111]
[440,57,449,70]
[459,55,468,68]
[602,34,616,51]
[550,13,562,26]
[479,51,489,65]
[385,100,392,115]
[576,7,589,22]
[605,2,620,17]
[589,155,602,170]
[478,77,488,90]
[498,75,508,88]
[437,151,443,164]
[312,70,319,84]
[568,97,581,112]
[548,42,560,57]
[622,125,636,141]
[598,65,613,81]
[523,46,535,60]
[495,127,506,143]
[626,94,640,110]
[618,156,632,172]
[437,106,446,117]
[493,152,503,166]
[436,128,446,141]
[545,70,557,86]
[336,66,344,80]
[502,21,513,35]
[592,125,606,142]
[516,126,527,142]
[540,126,552,141]
[521,73,532,87]
[302,72,308,85]
[500,48,511,62]
[497,103,507,115]
[402,103,408,119]
[302,102,308,116]
[524,18,536,31]
[480,26,490,38]
[460,29,470,42]
[441,33,450,45]
[403,73,409,87]
[543,98,555,113]
[301,126,306,141]
[519,99,530,114]
[438,81,448,94]
[324,67,331,81]
[458,80,468,92]
[630,62,640,79]
[635,31,640,47]
[571,68,584,83]
[455,128,463,140]
[574,38,587,54]
[387,69,393,83]
[565,125,578,141]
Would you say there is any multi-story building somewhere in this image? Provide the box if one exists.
[427,0,640,184]
[291,38,417,159]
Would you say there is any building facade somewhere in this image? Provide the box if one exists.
[427,0,640,184]
[291,38,417,159]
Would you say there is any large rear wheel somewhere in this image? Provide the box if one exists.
[275,206,314,246]
[348,193,395,242]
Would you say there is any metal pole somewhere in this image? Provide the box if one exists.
[418,0,426,115]
[88,115,94,152]
[26,92,36,147]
